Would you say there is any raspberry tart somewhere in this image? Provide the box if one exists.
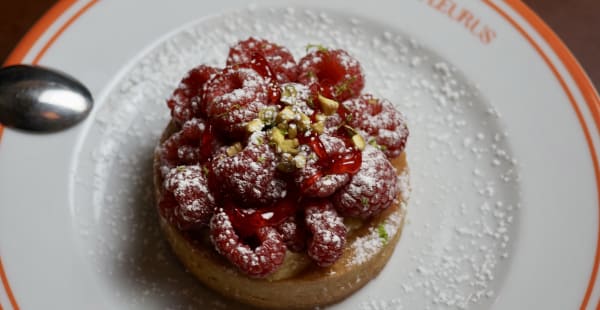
[154,37,410,309]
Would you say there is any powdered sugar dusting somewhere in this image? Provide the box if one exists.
[349,206,404,266]
[70,6,519,310]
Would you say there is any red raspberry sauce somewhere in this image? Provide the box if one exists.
[225,195,299,238]
[299,134,362,191]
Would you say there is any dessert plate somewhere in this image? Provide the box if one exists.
[0,1,599,309]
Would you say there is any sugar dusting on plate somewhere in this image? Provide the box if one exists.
[71,6,519,310]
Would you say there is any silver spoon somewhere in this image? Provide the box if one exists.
[0,65,93,132]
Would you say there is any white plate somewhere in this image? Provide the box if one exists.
[1,1,599,309]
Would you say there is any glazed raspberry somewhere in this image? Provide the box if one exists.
[157,118,220,176]
[342,94,409,158]
[277,215,307,252]
[305,200,347,267]
[210,210,286,277]
[166,65,219,124]
[211,132,287,205]
[203,66,269,137]
[162,165,216,230]
[297,49,364,102]
[295,134,351,197]
[227,37,298,83]
[158,192,178,230]
[333,146,399,218]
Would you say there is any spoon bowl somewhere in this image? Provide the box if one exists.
[0,65,93,132]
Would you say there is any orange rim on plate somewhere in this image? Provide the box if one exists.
[0,2,99,309]
[0,1,599,309]
[483,1,600,309]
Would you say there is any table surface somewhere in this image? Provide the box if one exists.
[0,1,598,88]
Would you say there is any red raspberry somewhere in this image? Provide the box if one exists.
[157,118,220,177]
[227,37,297,83]
[166,65,219,124]
[342,94,409,158]
[210,132,287,205]
[295,134,351,197]
[203,66,270,137]
[277,215,307,252]
[305,200,347,266]
[210,210,286,277]
[158,192,178,229]
[162,165,216,230]
[297,49,364,102]
[334,146,399,218]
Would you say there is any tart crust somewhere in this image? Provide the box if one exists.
[154,121,408,309]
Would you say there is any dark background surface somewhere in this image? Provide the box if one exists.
[0,1,599,87]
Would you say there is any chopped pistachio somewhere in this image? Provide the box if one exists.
[259,107,277,125]
[279,139,299,154]
[281,153,293,161]
[176,166,186,172]
[281,84,297,99]
[257,156,266,163]
[378,224,389,244]
[317,94,339,116]
[368,137,387,151]
[306,96,315,108]
[314,113,327,122]
[305,43,328,53]
[361,196,369,207]
[311,121,325,134]
[281,85,292,98]
[277,122,289,132]
[288,85,297,97]
[342,124,358,136]
[277,153,296,172]
[272,127,299,154]
[345,113,353,123]
[226,142,243,156]
[277,106,297,122]
[246,118,264,133]
[288,123,298,139]
[271,128,285,144]
[293,154,307,168]
[297,113,312,131]
[334,76,357,97]
[352,134,366,150]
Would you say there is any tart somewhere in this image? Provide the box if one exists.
[154,37,410,309]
